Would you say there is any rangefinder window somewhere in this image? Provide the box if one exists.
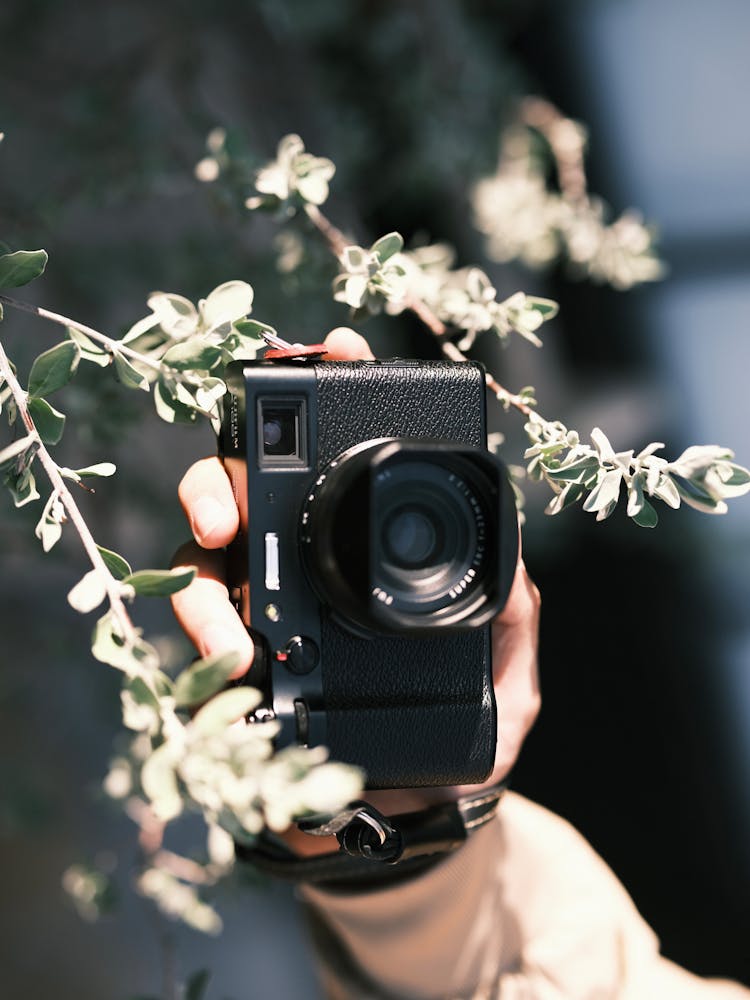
[257,398,307,468]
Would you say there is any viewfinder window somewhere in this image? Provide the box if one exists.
[257,398,307,468]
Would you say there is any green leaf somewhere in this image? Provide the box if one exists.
[67,326,111,367]
[77,462,116,478]
[123,566,196,597]
[200,280,254,331]
[545,456,599,481]
[27,396,66,445]
[545,482,585,516]
[0,249,48,288]
[6,465,40,507]
[162,338,223,371]
[58,462,116,485]
[186,970,211,1000]
[146,291,199,339]
[631,497,659,527]
[68,569,108,613]
[0,432,36,468]
[113,351,149,391]
[627,473,646,517]
[233,319,273,342]
[583,469,622,513]
[673,478,725,514]
[192,686,263,736]
[342,246,366,271]
[141,743,182,822]
[91,610,160,673]
[120,310,161,346]
[154,375,199,424]
[28,341,80,397]
[370,232,403,263]
[35,491,65,552]
[526,296,559,319]
[96,545,132,580]
[121,676,162,734]
[194,377,226,413]
[174,651,242,708]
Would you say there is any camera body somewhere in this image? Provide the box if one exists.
[221,356,518,788]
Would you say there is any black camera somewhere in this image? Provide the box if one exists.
[220,356,518,788]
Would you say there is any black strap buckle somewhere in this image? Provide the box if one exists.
[298,801,403,862]
[236,781,509,884]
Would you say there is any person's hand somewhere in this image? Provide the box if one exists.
[171,328,541,851]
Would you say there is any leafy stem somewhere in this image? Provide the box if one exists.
[303,205,536,417]
[0,337,136,639]
[0,292,163,375]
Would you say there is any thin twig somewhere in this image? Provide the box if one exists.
[153,850,216,886]
[0,292,163,374]
[304,203,350,257]
[0,338,135,638]
[126,797,166,856]
[519,96,588,204]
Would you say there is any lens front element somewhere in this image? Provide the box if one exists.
[373,462,484,616]
[382,504,441,568]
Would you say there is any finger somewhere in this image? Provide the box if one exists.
[171,540,254,678]
[324,327,375,361]
[492,557,541,688]
[178,456,239,549]
[495,557,541,633]
[489,557,541,775]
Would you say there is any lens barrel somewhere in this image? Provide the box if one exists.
[299,439,518,635]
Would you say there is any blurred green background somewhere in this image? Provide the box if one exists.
[2,1,749,996]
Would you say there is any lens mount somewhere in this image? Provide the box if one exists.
[299,439,518,636]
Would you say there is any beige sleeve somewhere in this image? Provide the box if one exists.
[301,792,749,1000]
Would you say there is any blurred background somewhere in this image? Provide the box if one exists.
[1,0,749,996]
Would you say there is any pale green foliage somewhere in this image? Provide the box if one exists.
[134,686,363,840]
[525,418,750,526]
[118,280,265,430]
[194,126,229,183]
[62,861,116,922]
[137,867,223,935]
[333,233,409,313]
[245,133,336,212]
[473,127,664,290]
[335,233,559,349]
[0,248,48,288]
[0,244,366,937]
[421,269,557,349]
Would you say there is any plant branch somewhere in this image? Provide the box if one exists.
[126,797,167,855]
[0,338,136,638]
[304,203,349,257]
[0,292,164,375]
[301,206,536,418]
[519,96,588,203]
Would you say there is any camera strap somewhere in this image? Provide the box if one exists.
[234,780,508,887]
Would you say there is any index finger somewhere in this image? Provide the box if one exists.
[178,456,239,549]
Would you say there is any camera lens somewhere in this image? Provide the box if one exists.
[372,462,481,615]
[382,505,440,568]
[300,439,518,635]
